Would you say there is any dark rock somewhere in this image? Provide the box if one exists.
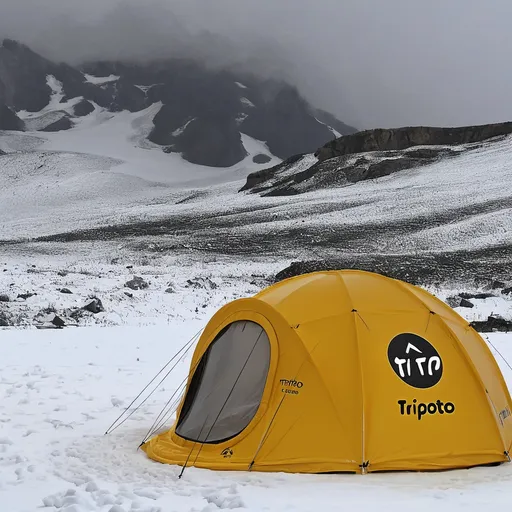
[0,39,53,111]
[186,277,218,290]
[57,270,68,276]
[125,276,149,290]
[0,294,10,302]
[124,291,133,298]
[502,287,512,295]
[470,316,512,333]
[164,287,174,294]
[459,292,495,300]
[0,104,24,131]
[59,288,73,294]
[17,292,36,300]
[445,296,461,309]
[40,116,73,132]
[73,99,95,117]
[459,298,474,308]
[52,315,66,328]
[491,280,506,290]
[1,40,356,168]
[83,297,104,314]
[315,122,512,162]
[252,153,272,164]
[240,153,305,192]
[0,312,9,326]
[180,118,247,167]
[241,85,356,159]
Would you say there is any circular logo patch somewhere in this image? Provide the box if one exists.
[388,333,443,389]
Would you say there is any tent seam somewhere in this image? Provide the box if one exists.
[335,272,367,473]
[435,314,509,456]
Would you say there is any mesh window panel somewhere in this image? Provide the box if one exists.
[175,320,270,443]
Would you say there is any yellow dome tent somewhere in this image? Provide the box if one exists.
[141,270,512,474]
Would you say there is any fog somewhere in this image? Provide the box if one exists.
[1,0,511,129]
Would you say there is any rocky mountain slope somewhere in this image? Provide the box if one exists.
[0,38,356,167]
[241,122,512,195]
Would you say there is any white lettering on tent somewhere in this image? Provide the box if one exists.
[394,357,407,378]
[416,357,426,376]
[388,334,443,389]
[394,355,442,378]
[405,343,422,354]
[428,356,441,375]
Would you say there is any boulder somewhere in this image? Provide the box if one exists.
[470,316,512,333]
[51,315,66,328]
[125,276,149,290]
[459,298,474,308]
[83,297,104,314]
[0,312,10,326]
[0,294,10,302]
[459,292,495,300]
[17,292,36,300]
[186,277,218,290]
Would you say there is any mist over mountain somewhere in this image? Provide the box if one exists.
[1,0,512,130]
[0,38,356,167]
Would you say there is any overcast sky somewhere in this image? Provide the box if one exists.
[1,0,511,130]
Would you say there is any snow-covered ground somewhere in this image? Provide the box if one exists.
[1,73,512,510]
[1,270,511,512]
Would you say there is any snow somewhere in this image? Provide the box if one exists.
[0,102,282,239]
[314,116,342,138]
[0,56,510,511]
[83,73,120,85]
[0,256,511,511]
[240,97,255,108]
[236,113,249,125]
[235,82,248,89]
[231,135,512,255]
[17,75,82,131]
[172,118,197,137]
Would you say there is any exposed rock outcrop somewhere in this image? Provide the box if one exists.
[0,104,24,131]
[73,99,95,117]
[241,122,512,196]
[252,153,272,164]
[315,123,512,162]
[40,116,73,132]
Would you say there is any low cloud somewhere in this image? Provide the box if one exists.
[1,0,511,129]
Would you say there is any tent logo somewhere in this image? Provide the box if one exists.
[280,379,304,395]
[388,333,443,389]
[398,399,455,420]
[499,407,511,425]
[221,448,233,458]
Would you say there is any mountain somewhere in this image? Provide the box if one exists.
[241,122,512,195]
[0,38,356,168]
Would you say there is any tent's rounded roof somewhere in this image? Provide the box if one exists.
[254,269,461,327]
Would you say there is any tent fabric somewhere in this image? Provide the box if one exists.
[141,270,512,474]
